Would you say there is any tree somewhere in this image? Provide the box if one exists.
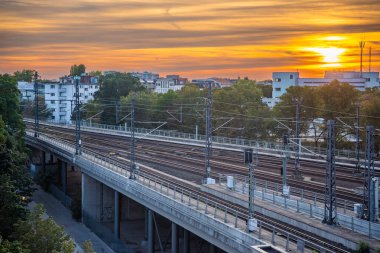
[70,64,86,76]
[12,204,72,253]
[273,86,323,145]
[89,70,102,76]
[0,236,30,253]
[83,240,94,253]
[13,70,35,82]
[0,74,34,238]
[20,96,52,120]
[94,72,145,124]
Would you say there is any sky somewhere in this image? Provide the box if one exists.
[0,0,380,80]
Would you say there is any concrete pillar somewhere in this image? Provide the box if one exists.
[114,191,120,240]
[81,173,84,223]
[148,209,154,253]
[210,244,217,253]
[42,151,46,172]
[183,229,189,253]
[144,208,149,240]
[62,161,67,194]
[50,153,54,164]
[171,222,178,253]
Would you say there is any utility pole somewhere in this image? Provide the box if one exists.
[130,95,136,179]
[294,99,302,178]
[323,120,337,225]
[363,126,375,221]
[34,71,39,137]
[282,134,290,196]
[74,76,81,155]
[354,105,361,174]
[204,82,213,183]
[116,100,120,124]
[245,148,258,232]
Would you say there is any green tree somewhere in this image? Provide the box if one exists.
[360,88,380,152]
[213,80,271,139]
[20,96,52,120]
[273,86,323,145]
[83,240,94,253]
[13,70,35,82]
[0,74,34,238]
[12,204,72,253]
[94,72,145,124]
[0,236,30,253]
[89,70,102,76]
[70,64,86,76]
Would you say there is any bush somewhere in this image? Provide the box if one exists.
[357,241,370,253]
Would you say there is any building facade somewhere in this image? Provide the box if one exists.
[130,71,159,91]
[154,75,188,94]
[44,75,100,123]
[272,71,380,99]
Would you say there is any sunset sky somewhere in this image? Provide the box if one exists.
[1,0,380,80]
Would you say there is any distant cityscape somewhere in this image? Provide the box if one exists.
[18,70,380,123]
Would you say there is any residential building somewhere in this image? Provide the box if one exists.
[18,81,36,101]
[192,78,236,89]
[44,75,100,123]
[154,75,188,94]
[130,71,159,91]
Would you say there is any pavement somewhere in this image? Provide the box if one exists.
[31,186,114,253]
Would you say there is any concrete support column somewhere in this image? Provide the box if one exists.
[148,209,154,253]
[171,222,178,253]
[81,173,84,223]
[62,161,67,194]
[114,191,120,240]
[183,229,189,253]
[210,244,217,253]
[144,208,148,240]
[42,151,46,172]
[50,153,54,164]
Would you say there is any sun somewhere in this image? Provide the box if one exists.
[308,47,346,63]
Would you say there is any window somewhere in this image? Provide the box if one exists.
[52,108,55,112]
[51,116,55,120]
[84,96,88,99]
[85,88,88,91]
[51,100,55,104]
[50,85,55,88]
[95,85,98,89]
[274,78,281,82]
[290,75,293,79]
[51,93,55,96]
[275,88,281,91]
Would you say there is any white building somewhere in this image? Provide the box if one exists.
[18,81,36,101]
[44,75,100,123]
[272,71,379,99]
[265,71,380,107]
[154,75,188,94]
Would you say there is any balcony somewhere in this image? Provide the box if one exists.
[59,88,67,93]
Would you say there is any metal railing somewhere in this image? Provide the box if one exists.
[219,174,380,239]
[26,131,343,253]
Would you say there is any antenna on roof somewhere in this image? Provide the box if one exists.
[359,40,366,77]
[368,46,372,73]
